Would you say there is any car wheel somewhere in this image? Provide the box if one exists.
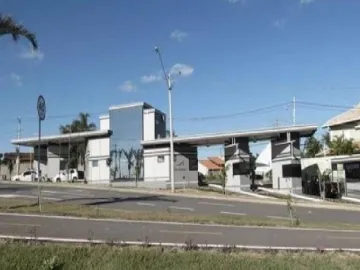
[72,177,77,182]
[15,178,20,182]
[56,178,61,183]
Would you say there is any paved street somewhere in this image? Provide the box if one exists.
[1,182,360,225]
[1,213,360,249]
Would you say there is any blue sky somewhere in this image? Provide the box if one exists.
[1,0,360,157]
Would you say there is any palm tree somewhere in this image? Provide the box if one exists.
[303,135,323,158]
[329,135,359,155]
[123,148,135,179]
[59,113,97,181]
[109,149,117,180]
[117,149,123,179]
[133,149,143,187]
[0,14,38,50]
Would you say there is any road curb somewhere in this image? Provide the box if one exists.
[2,181,360,211]
[0,234,359,253]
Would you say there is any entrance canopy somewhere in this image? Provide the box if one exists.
[11,130,112,147]
[141,125,317,147]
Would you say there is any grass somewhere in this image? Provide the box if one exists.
[1,241,360,270]
[1,198,360,230]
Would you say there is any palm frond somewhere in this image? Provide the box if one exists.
[0,14,38,50]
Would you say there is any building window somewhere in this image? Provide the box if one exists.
[92,160,98,167]
[157,155,164,163]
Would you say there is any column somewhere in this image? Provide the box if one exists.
[271,132,302,192]
[224,137,250,192]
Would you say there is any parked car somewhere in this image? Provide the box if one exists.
[11,170,45,182]
[52,169,79,183]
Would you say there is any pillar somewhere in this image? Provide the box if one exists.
[224,137,250,192]
[271,132,302,192]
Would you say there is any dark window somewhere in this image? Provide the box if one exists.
[282,164,302,178]
[23,171,31,176]
[233,162,249,176]
[157,155,164,163]
[92,160,98,167]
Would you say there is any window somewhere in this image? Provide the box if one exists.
[23,171,31,176]
[92,160,98,167]
[157,155,164,163]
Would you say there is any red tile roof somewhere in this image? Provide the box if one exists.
[208,156,224,166]
[200,160,222,170]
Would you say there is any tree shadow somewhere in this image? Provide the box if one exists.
[58,195,178,206]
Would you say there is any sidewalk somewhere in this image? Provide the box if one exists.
[2,181,360,211]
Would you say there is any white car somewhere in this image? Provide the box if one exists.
[12,170,45,182]
[52,169,79,183]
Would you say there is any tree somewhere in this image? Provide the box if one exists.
[2,157,14,178]
[59,113,97,181]
[123,148,135,179]
[329,135,359,155]
[220,164,229,194]
[0,14,38,50]
[322,132,331,149]
[303,135,323,158]
[133,149,143,187]
[166,129,176,137]
[117,148,123,179]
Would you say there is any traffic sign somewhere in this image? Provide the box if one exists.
[37,95,46,121]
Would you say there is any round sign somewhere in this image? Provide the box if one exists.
[37,95,46,121]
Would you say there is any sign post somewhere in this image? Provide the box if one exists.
[37,95,46,211]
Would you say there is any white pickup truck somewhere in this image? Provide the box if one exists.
[52,169,80,182]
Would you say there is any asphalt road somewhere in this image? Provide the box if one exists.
[1,183,360,225]
[1,213,360,249]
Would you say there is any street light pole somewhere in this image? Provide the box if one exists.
[154,46,175,193]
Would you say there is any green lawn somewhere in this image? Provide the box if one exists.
[1,198,360,231]
[0,242,360,270]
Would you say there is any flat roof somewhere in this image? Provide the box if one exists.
[331,154,360,164]
[141,125,317,147]
[11,130,112,147]
[109,102,152,111]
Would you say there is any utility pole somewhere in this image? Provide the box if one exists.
[292,96,296,126]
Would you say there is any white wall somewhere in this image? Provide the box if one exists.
[144,147,170,182]
[330,124,360,141]
[99,115,109,131]
[272,159,301,190]
[87,137,110,184]
[143,109,156,141]
[198,162,209,176]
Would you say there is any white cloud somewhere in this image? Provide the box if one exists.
[10,73,22,87]
[170,30,189,42]
[119,80,137,92]
[300,0,315,5]
[170,63,194,77]
[141,63,194,84]
[141,74,162,83]
[19,48,44,61]
[273,19,286,29]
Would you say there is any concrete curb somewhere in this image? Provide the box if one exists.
[258,187,322,203]
[1,234,360,252]
[2,181,360,211]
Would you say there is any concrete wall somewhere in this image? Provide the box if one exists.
[143,145,198,187]
[87,137,110,184]
[272,159,301,190]
[99,115,110,130]
[198,162,209,176]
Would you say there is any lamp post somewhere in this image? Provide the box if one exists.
[154,46,175,192]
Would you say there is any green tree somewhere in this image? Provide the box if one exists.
[117,148,123,179]
[59,113,96,181]
[303,135,323,158]
[133,149,143,187]
[220,164,229,194]
[0,14,38,50]
[322,132,331,149]
[123,148,135,179]
[166,129,176,137]
[329,135,359,155]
